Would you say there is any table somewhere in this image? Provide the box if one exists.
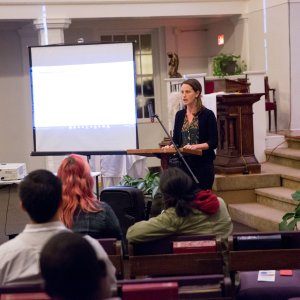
[91,155,147,188]
[0,180,29,242]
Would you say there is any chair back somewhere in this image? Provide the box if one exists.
[264,76,277,131]
[100,187,145,238]
[264,76,274,102]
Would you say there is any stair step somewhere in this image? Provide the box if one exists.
[255,187,297,212]
[228,203,285,232]
[282,176,300,190]
[266,133,286,150]
[287,137,300,150]
[265,148,300,169]
[261,162,300,189]
[214,172,280,191]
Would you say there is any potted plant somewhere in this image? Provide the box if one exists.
[119,171,160,199]
[119,171,163,218]
[279,190,300,231]
[213,53,247,77]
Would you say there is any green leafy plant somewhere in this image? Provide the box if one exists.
[213,53,247,77]
[119,171,160,199]
[279,190,300,231]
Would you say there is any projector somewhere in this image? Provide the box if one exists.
[0,163,27,181]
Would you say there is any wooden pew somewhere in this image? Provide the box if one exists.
[118,275,232,299]
[128,235,224,279]
[0,284,49,300]
[229,231,300,273]
[229,231,300,299]
[97,238,124,279]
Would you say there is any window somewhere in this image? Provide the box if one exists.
[100,33,155,120]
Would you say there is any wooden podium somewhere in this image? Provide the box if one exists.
[214,93,264,174]
[127,148,202,170]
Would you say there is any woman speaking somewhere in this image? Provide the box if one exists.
[164,78,218,190]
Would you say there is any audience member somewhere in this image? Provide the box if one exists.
[0,169,116,291]
[40,231,108,300]
[57,154,122,240]
[127,167,233,243]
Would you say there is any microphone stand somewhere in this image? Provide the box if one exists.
[152,114,199,185]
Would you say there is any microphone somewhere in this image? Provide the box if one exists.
[147,102,155,123]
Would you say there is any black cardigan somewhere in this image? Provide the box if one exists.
[172,107,218,162]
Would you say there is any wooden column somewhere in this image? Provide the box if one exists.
[214,93,264,174]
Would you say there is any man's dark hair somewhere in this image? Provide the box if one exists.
[18,169,62,223]
[40,232,107,300]
[160,167,197,217]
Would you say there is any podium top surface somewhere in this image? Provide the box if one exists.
[216,93,264,104]
[127,148,202,157]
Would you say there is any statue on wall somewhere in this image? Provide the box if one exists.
[167,52,182,78]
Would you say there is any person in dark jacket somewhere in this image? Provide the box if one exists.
[164,78,218,189]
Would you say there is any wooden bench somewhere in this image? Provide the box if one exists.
[229,231,300,299]
[98,238,124,279]
[128,235,224,279]
[229,231,300,273]
[118,275,232,299]
[0,284,49,300]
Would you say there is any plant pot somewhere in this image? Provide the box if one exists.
[221,61,237,75]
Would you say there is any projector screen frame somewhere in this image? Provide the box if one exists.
[28,42,139,157]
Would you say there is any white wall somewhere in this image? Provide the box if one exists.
[205,17,249,76]
[206,19,237,57]
[247,8,265,70]
[0,27,45,171]
[266,2,290,130]
[289,2,300,130]
[174,28,208,75]
[247,0,291,131]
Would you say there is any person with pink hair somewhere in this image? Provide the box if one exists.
[57,154,122,240]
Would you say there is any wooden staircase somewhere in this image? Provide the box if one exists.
[214,134,300,232]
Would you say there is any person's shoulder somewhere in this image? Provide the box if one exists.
[200,106,214,115]
[216,197,230,212]
[0,239,16,253]
[0,234,28,258]
[197,107,216,121]
[217,197,225,205]
[176,108,186,117]
[100,201,112,211]
[158,208,179,222]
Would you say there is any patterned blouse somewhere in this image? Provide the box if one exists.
[181,114,199,146]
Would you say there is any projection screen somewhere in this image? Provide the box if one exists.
[29,42,138,155]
